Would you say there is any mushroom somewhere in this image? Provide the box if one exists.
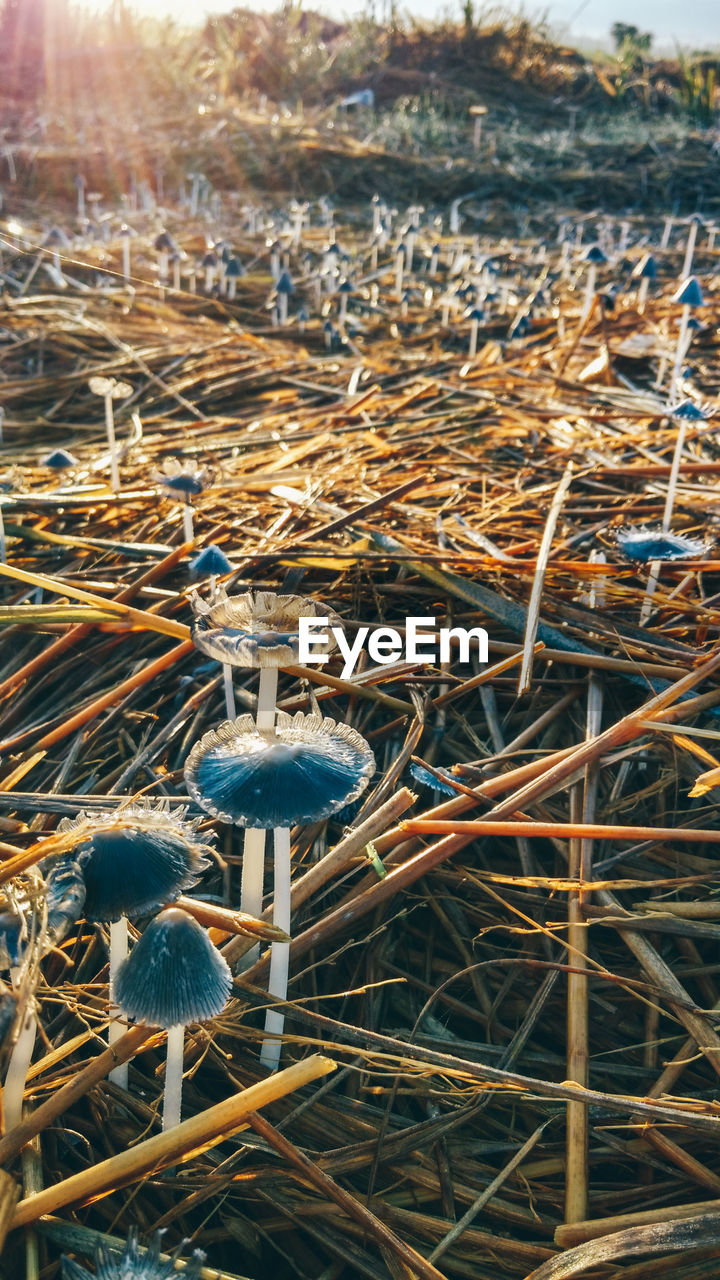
[156,457,206,542]
[189,589,342,914]
[185,710,374,1069]
[275,269,294,326]
[189,543,232,594]
[0,911,35,1131]
[52,804,211,1088]
[61,1228,207,1280]
[115,907,232,1131]
[616,527,707,562]
[87,376,133,492]
[469,103,488,151]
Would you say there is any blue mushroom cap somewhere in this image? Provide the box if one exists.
[114,908,232,1029]
[44,856,86,943]
[189,544,233,579]
[61,1228,206,1280]
[42,448,78,469]
[160,472,203,496]
[671,399,707,421]
[409,762,459,797]
[616,527,707,562]
[672,275,704,307]
[185,711,375,828]
[55,809,210,923]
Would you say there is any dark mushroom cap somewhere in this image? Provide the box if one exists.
[582,245,607,264]
[55,806,210,923]
[42,448,78,470]
[44,856,86,944]
[672,275,704,307]
[671,399,707,421]
[616,527,707,562]
[61,1227,206,1280]
[114,908,232,1029]
[185,711,375,828]
[189,544,233,579]
[190,589,342,669]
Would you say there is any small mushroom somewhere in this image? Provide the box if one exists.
[88,376,133,492]
[115,907,232,1130]
[156,457,206,542]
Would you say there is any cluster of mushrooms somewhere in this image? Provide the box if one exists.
[1,584,375,1145]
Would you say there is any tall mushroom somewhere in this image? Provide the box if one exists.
[189,590,343,916]
[185,710,374,1069]
[88,376,133,492]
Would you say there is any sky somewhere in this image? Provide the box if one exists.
[134,0,716,51]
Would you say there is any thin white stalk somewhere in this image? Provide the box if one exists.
[239,666,278,932]
[669,304,691,399]
[108,918,128,1088]
[3,998,36,1130]
[104,394,120,491]
[240,828,265,925]
[256,665,278,731]
[0,504,6,564]
[260,826,291,1072]
[681,221,698,279]
[640,418,688,626]
[163,1024,185,1131]
[122,237,130,282]
[223,663,236,719]
[182,502,194,543]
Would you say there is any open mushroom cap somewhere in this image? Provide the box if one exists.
[88,376,133,400]
[190,589,342,669]
[114,907,232,1029]
[615,526,708,562]
[53,804,211,923]
[61,1226,207,1280]
[185,711,375,828]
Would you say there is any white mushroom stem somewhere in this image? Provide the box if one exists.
[681,221,698,279]
[240,666,279,921]
[103,393,120,491]
[122,237,130,283]
[223,664,236,719]
[108,918,129,1088]
[182,500,194,543]
[278,293,288,326]
[468,316,479,358]
[163,1024,185,1131]
[669,304,691,396]
[3,995,36,1130]
[260,826,291,1072]
[256,665,278,731]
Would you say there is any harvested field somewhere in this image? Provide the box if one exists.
[1,11,720,1280]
